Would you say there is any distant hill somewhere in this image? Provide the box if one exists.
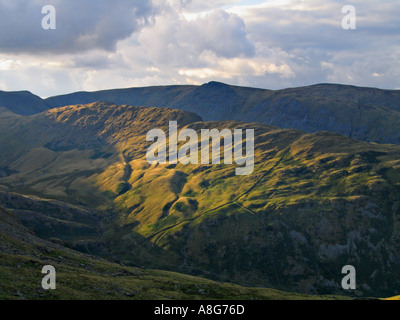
[44,82,400,145]
[1,102,400,297]
[0,90,49,115]
[2,82,400,144]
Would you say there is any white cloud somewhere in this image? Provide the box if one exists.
[0,59,21,71]
[0,0,399,97]
[136,8,254,66]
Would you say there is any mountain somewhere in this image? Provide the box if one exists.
[2,206,335,300]
[2,82,400,144]
[0,90,49,115]
[1,102,400,297]
[44,82,400,145]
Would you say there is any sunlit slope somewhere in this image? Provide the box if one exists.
[384,296,400,300]
[0,102,201,206]
[109,123,400,297]
[1,102,400,297]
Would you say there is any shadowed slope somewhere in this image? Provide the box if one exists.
[2,206,343,300]
[3,82,400,144]
[45,82,400,144]
[1,102,400,297]
[0,90,48,115]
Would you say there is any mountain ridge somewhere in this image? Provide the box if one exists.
[2,81,399,144]
[0,90,49,115]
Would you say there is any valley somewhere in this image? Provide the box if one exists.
[3,206,343,300]
[1,99,400,298]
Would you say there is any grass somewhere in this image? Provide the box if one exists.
[2,103,400,297]
[0,208,348,301]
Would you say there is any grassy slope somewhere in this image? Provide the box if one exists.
[0,207,345,300]
[1,103,400,296]
[108,122,400,296]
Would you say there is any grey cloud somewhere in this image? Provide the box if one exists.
[0,0,154,54]
[1,0,400,97]
[243,0,400,53]
[138,8,254,68]
[235,0,400,89]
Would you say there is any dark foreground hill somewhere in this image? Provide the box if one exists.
[1,102,400,297]
[2,206,336,300]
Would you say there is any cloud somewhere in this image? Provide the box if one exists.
[224,0,400,89]
[160,0,244,13]
[136,8,254,67]
[178,53,295,80]
[0,0,400,97]
[0,0,153,54]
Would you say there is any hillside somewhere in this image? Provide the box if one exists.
[44,82,400,145]
[0,90,49,115]
[2,206,337,300]
[1,82,400,144]
[1,102,400,297]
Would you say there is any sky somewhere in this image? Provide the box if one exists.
[0,0,399,98]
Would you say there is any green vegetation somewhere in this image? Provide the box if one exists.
[0,207,346,300]
[1,102,400,298]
